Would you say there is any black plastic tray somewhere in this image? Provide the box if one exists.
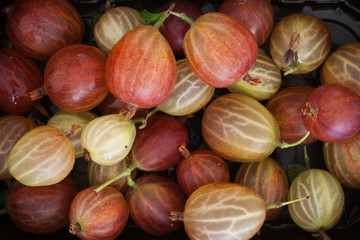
[0,0,360,240]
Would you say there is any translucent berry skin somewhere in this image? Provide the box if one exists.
[0,48,43,114]
[8,125,75,187]
[184,12,258,88]
[176,149,230,196]
[44,44,108,113]
[69,186,129,240]
[288,169,345,233]
[126,174,186,236]
[184,182,267,240]
[6,176,77,234]
[219,0,274,46]
[301,84,360,143]
[105,25,177,109]
[5,0,84,61]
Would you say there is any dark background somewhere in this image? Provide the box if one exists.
[0,0,360,239]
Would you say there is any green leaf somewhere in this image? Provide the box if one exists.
[140,10,163,26]
[91,11,104,30]
[288,163,307,184]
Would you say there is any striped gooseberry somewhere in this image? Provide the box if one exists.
[270,13,331,75]
[69,186,128,240]
[323,132,360,189]
[320,42,360,95]
[288,169,345,237]
[0,48,43,115]
[170,182,308,240]
[234,157,289,221]
[155,59,215,116]
[80,114,137,166]
[105,24,176,118]
[7,125,75,186]
[94,6,145,55]
[5,0,84,61]
[128,112,190,172]
[42,44,108,113]
[183,12,258,88]
[176,144,230,196]
[201,93,310,163]
[301,84,360,143]
[6,176,77,234]
[266,85,316,145]
[125,174,186,236]
[218,0,274,46]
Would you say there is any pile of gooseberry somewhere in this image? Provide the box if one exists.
[0,0,360,240]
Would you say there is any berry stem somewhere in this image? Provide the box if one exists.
[29,85,47,101]
[153,3,176,29]
[127,175,138,190]
[243,73,262,86]
[304,146,311,169]
[65,124,82,140]
[289,32,300,51]
[69,222,82,235]
[284,66,296,76]
[178,143,192,160]
[168,11,196,26]
[302,102,318,120]
[277,131,310,149]
[140,4,195,28]
[119,103,137,121]
[136,108,158,130]
[94,162,138,193]
[267,195,309,210]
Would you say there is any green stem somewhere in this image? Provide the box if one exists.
[284,51,300,76]
[304,146,311,169]
[127,175,138,190]
[94,162,138,193]
[131,117,145,127]
[277,131,310,149]
[169,11,196,26]
[284,66,296,76]
[267,195,309,210]
[137,108,158,130]
[153,3,176,29]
